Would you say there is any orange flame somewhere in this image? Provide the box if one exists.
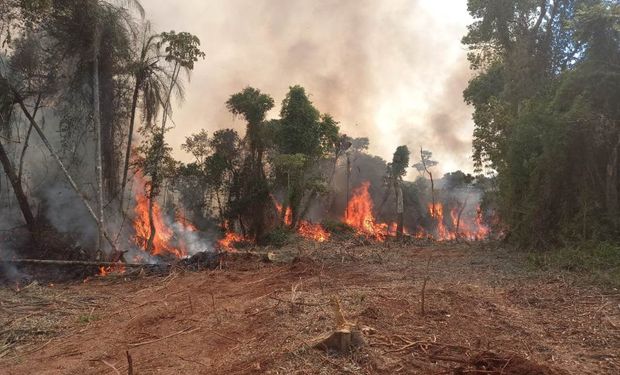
[297,221,330,242]
[273,196,330,242]
[217,231,244,252]
[343,182,388,240]
[98,262,126,276]
[427,202,490,241]
[132,172,187,258]
[342,182,490,242]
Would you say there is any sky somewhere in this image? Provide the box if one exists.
[142,0,474,176]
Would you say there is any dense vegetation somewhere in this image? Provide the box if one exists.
[0,1,617,264]
[463,0,620,247]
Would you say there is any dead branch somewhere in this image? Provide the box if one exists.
[420,255,432,315]
[101,359,121,375]
[128,327,201,348]
[125,351,133,375]
[1,259,165,268]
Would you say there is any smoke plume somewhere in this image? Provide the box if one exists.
[143,0,474,174]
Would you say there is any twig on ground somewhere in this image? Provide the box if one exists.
[420,255,432,315]
[101,359,121,375]
[126,351,133,375]
[128,327,201,347]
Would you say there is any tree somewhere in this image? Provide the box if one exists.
[413,149,438,218]
[0,80,36,232]
[226,87,274,239]
[463,0,620,245]
[386,145,410,237]
[139,30,204,254]
[274,86,339,228]
[120,22,171,212]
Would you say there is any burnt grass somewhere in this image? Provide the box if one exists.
[0,240,619,374]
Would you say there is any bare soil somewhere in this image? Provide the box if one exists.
[1,242,618,374]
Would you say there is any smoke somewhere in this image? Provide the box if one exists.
[143,0,474,173]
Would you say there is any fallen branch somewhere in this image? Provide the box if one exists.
[128,327,201,348]
[1,259,161,268]
[101,359,121,375]
[126,351,133,375]
[268,295,324,307]
[420,255,432,315]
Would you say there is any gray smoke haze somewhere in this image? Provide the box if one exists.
[143,0,474,175]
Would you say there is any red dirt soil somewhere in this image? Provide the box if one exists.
[1,243,618,374]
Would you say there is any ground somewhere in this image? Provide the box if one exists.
[1,241,619,374]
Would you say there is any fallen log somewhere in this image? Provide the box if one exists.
[0,259,161,268]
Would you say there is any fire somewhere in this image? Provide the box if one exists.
[175,210,198,232]
[342,181,490,242]
[272,195,330,242]
[298,221,330,242]
[428,202,455,241]
[272,198,292,226]
[98,262,126,276]
[427,202,490,241]
[343,182,388,240]
[217,231,244,252]
[132,172,187,258]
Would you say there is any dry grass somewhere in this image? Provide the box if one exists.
[0,241,618,374]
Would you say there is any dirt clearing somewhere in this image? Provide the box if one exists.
[1,242,618,374]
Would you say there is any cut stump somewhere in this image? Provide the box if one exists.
[311,296,365,353]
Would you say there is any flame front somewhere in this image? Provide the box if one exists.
[343,182,388,240]
[98,262,126,276]
[428,202,490,241]
[272,196,330,242]
[297,221,330,242]
[132,172,189,258]
[217,231,244,252]
[343,181,491,242]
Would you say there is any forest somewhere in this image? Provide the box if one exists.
[0,1,618,374]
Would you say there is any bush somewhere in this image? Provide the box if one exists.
[262,227,293,248]
[321,220,355,234]
[527,242,620,287]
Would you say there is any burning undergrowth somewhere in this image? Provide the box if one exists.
[341,181,491,242]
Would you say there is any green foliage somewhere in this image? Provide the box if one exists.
[226,87,274,127]
[159,31,205,70]
[263,227,292,247]
[321,219,355,234]
[181,129,209,163]
[443,171,475,190]
[388,145,410,179]
[270,85,341,228]
[463,0,620,247]
[527,242,620,287]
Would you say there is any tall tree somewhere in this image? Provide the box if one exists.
[463,0,620,245]
[387,145,409,237]
[226,87,274,239]
[274,86,339,228]
[141,30,204,254]
[119,22,170,212]
[413,149,438,218]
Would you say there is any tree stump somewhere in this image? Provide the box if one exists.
[312,296,365,353]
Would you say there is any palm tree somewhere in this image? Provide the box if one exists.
[119,22,170,212]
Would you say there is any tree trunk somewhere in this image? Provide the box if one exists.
[5,74,120,256]
[99,45,118,202]
[93,31,105,257]
[119,78,141,212]
[145,63,180,252]
[146,186,157,253]
[606,132,620,227]
[395,182,404,237]
[0,139,36,232]
[428,171,436,218]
